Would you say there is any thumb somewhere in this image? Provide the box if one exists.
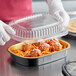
[54,10,63,23]
[59,11,70,27]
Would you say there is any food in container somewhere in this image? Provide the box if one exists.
[8,38,70,66]
[39,43,50,52]
[8,38,67,58]
[45,39,62,51]
[32,40,44,47]
[67,18,76,37]
[22,43,33,52]
[30,49,42,57]
[68,18,76,33]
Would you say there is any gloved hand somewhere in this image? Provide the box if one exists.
[0,20,15,46]
[46,0,70,27]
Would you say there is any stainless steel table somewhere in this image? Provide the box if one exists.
[0,37,76,76]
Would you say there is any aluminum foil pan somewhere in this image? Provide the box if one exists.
[8,40,70,66]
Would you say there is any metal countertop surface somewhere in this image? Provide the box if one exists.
[0,36,76,76]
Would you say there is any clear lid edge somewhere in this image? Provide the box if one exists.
[11,29,68,42]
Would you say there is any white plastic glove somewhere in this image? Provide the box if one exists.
[47,0,70,27]
[0,20,15,46]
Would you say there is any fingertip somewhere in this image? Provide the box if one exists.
[5,36,11,42]
[0,39,5,46]
[1,42,5,46]
[3,34,11,42]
